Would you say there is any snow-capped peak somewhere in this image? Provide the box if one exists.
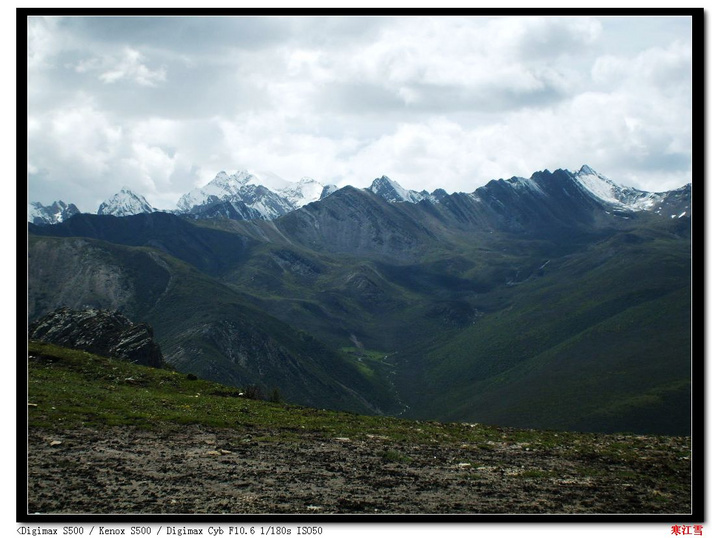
[98,187,155,217]
[177,171,256,212]
[281,177,325,208]
[28,200,80,225]
[177,169,335,218]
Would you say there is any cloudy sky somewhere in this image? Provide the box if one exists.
[26,14,694,212]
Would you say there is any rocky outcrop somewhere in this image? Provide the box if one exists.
[28,307,164,368]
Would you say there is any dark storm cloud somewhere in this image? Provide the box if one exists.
[58,16,291,53]
[58,15,391,56]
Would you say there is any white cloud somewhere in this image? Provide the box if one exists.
[122,143,177,189]
[64,46,167,87]
[47,103,123,174]
[97,47,167,86]
[592,39,691,95]
[28,103,187,210]
[216,112,362,185]
[330,16,600,106]
[27,17,63,70]
[26,15,694,210]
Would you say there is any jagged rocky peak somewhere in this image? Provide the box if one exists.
[28,200,80,225]
[578,164,599,175]
[502,175,546,193]
[368,175,436,204]
[98,187,155,217]
[369,175,405,201]
[471,165,690,219]
[431,188,449,198]
[29,307,165,368]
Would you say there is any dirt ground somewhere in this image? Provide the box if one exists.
[26,424,691,516]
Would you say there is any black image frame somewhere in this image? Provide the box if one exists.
[17,6,706,524]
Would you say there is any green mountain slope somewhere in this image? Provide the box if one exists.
[28,235,397,415]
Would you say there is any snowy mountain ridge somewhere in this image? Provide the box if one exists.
[176,171,254,212]
[489,165,690,218]
[28,165,691,223]
[28,200,80,225]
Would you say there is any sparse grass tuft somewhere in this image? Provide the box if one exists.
[380,449,412,463]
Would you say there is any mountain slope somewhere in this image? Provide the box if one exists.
[273,186,440,260]
[28,212,257,276]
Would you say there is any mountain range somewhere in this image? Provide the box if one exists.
[27,165,693,435]
[29,170,334,224]
[28,165,690,225]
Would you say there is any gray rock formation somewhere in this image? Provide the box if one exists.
[29,307,164,368]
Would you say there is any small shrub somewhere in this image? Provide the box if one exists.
[243,385,264,400]
[381,449,411,463]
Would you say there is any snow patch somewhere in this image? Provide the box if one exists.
[573,165,669,213]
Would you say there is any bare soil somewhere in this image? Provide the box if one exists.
[26,424,691,516]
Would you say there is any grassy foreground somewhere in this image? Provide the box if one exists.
[26,341,692,515]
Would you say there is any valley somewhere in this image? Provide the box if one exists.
[27,166,694,436]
